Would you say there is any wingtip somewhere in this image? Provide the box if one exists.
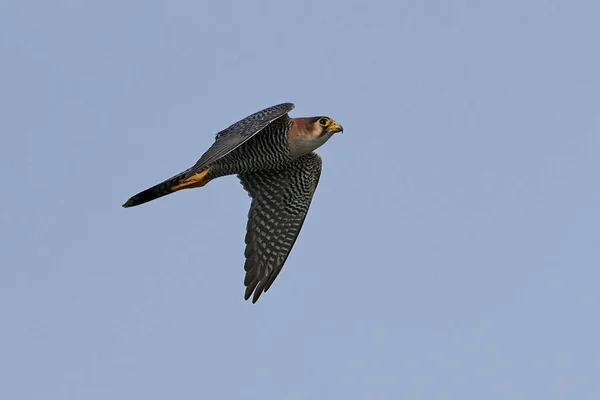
[252,290,263,304]
[276,102,295,112]
[244,290,262,304]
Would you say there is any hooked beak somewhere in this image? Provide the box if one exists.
[329,121,344,134]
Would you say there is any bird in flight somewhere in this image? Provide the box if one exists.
[123,103,342,303]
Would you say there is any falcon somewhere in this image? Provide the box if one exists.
[123,103,342,303]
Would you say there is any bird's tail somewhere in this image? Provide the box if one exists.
[122,167,212,208]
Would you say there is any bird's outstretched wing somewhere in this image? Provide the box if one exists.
[187,103,295,177]
[238,152,322,303]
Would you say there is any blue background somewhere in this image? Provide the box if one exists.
[2,1,598,398]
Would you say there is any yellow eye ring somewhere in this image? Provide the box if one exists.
[318,118,329,126]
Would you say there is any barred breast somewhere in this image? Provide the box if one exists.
[205,119,293,179]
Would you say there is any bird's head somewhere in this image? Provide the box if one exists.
[288,116,343,158]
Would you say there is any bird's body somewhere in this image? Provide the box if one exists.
[203,116,293,179]
[123,103,342,302]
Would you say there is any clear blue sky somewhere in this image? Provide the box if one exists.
[1,1,599,399]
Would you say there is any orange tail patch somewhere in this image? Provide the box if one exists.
[170,168,212,191]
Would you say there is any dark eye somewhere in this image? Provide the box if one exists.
[319,118,328,126]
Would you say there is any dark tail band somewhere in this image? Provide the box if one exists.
[122,168,212,208]
[122,172,188,208]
